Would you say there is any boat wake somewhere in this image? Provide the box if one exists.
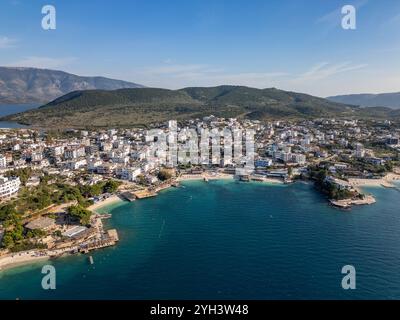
[158,219,166,238]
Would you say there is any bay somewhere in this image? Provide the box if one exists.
[0,104,39,128]
[1,180,400,300]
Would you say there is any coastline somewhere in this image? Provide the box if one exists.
[177,173,284,184]
[328,172,400,209]
[87,195,125,213]
[2,173,400,299]
[0,213,120,273]
[330,195,376,209]
[177,173,235,182]
[0,177,283,273]
[0,247,76,272]
[0,253,50,272]
[348,173,400,192]
[1,172,396,272]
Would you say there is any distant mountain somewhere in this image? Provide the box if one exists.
[3,85,370,128]
[327,92,400,109]
[0,67,145,104]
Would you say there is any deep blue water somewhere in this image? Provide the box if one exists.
[1,180,400,300]
[0,104,39,128]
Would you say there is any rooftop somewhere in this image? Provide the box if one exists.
[25,217,55,230]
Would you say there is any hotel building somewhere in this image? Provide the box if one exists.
[0,176,21,199]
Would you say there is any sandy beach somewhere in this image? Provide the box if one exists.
[0,240,107,272]
[0,252,50,272]
[0,196,123,272]
[177,173,235,182]
[88,195,124,212]
[0,215,119,272]
[348,173,400,191]
[261,178,285,184]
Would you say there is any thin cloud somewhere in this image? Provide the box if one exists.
[382,12,400,28]
[6,56,77,69]
[295,62,367,82]
[0,36,17,49]
[315,7,342,28]
[135,63,288,89]
[133,61,367,91]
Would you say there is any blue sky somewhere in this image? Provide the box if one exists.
[1,0,400,96]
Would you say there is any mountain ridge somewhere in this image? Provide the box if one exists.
[327,92,400,109]
[3,85,380,128]
[0,66,145,104]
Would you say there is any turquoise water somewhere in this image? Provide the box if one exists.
[1,180,400,300]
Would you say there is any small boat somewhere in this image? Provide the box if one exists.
[204,177,209,182]
[89,256,94,265]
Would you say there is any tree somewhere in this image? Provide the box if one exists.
[5,167,33,186]
[27,229,46,239]
[53,230,62,237]
[0,204,18,222]
[1,233,14,248]
[67,205,92,226]
[103,180,121,193]
[157,169,173,181]
[1,223,24,249]
[136,174,147,185]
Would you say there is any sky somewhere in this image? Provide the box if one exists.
[1,0,400,97]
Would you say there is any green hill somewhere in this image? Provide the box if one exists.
[2,85,391,128]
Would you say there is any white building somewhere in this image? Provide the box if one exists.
[354,143,365,158]
[65,159,87,170]
[31,152,43,162]
[88,158,103,171]
[116,167,141,181]
[255,158,273,167]
[291,153,306,165]
[100,142,113,152]
[64,146,85,159]
[49,146,64,157]
[324,176,353,191]
[0,176,21,199]
[274,151,291,163]
[0,155,6,169]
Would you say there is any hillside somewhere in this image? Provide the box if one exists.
[0,67,144,104]
[327,92,400,109]
[2,85,388,128]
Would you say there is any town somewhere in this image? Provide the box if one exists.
[0,116,400,269]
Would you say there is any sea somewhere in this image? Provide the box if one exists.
[1,180,400,300]
[0,104,39,128]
